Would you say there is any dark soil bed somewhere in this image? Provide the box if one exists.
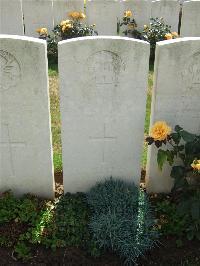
[1,173,199,265]
[0,237,199,266]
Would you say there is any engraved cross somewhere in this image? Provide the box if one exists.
[0,123,26,177]
[90,124,117,163]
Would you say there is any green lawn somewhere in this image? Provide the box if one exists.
[48,64,153,173]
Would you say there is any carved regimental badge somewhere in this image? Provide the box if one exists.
[0,50,21,91]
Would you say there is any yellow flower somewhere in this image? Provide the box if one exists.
[60,19,71,26]
[124,10,132,17]
[36,28,41,33]
[62,23,72,32]
[69,11,80,19]
[144,25,148,30]
[165,33,173,40]
[191,160,200,171]
[150,121,171,141]
[79,12,86,19]
[172,31,178,38]
[36,27,48,36]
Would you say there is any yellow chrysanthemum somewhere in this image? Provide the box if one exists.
[172,31,178,38]
[191,160,200,171]
[79,12,86,19]
[69,11,80,19]
[124,10,132,17]
[150,121,171,141]
[60,19,71,26]
[165,33,173,40]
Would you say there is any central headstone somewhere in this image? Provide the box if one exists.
[59,36,150,193]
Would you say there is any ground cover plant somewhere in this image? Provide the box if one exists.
[87,178,159,265]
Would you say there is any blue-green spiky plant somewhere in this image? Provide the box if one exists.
[87,178,159,265]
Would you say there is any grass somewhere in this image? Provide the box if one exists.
[48,63,154,173]
[49,65,62,173]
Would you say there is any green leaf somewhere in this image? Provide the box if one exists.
[174,125,183,132]
[166,150,174,165]
[157,149,168,171]
[171,133,181,144]
[191,201,200,220]
[180,130,196,142]
[170,166,185,179]
[187,230,194,241]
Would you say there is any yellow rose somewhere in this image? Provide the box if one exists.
[79,12,86,19]
[172,32,178,38]
[60,19,71,26]
[69,11,80,19]
[144,25,148,30]
[150,121,171,141]
[62,23,72,32]
[36,27,48,36]
[124,10,132,17]
[36,28,41,33]
[165,33,173,40]
[191,160,200,171]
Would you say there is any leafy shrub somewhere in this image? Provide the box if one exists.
[36,11,97,64]
[146,122,200,240]
[117,10,141,39]
[156,199,187,238]
[0,191,19,224]
[87,178,158,264]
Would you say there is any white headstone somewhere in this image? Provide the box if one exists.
[146,38,200,193]
[59,36,150,193]
[0,35,54,198]
[86,0,120,35]
[22,0,54,37]
[53,0,84,27]
[151,0,180,32]
[120,0,152,31]
[0,0,24,35]
[180,0,200,37]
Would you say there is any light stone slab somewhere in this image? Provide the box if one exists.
[151,0,180,32]
[146,37,200,193]
[59,36,150,193]
[120,0,152,31]
[86,0,121,35]
[22,0,54,37]
[0,0,24,35]
[0,35,54,198]
[53,0,84,27]
[180,0,200,37]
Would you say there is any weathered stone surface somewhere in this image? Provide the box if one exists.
[0,35,54,198]
[151,0,180,32]
[181,0,200,37]
[22,0,54,37]
[86,0,120,35]
[0,0,24,35]
[59,36,150,193]
[146,38,200,193]
[53,0,84,27]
